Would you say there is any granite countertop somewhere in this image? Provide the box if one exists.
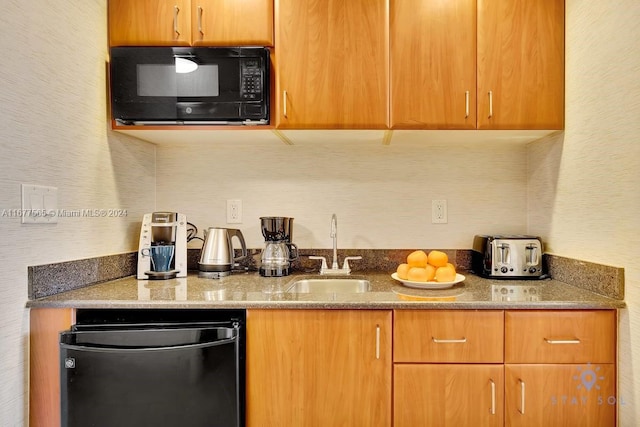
[26,270,625,310]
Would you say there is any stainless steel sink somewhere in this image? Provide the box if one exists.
[286,278,371,294]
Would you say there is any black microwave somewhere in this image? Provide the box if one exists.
[109,47,269,125]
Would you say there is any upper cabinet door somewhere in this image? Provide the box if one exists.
[191,0,274,46]
[477,0,565,129]
[390,0,476,129]
[109,0,192,46]
[275,0,388,129]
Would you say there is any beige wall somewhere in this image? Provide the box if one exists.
[528,0,640,423]
[0,1,155,424]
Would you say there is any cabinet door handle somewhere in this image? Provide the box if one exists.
[173,5,180,36]
[544,338,581,344]
[465,90,470,118]
[375,325,380,359]
[490,379,496,415]
[432,337,467,343]
[519,379,526,414]
[197,6,204,34]
[488,91,493,118]
[283,90,288,118]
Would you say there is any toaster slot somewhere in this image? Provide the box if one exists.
[525,244,539,265]
[496,243,510,264]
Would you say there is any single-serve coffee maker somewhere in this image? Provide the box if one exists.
[137,212,187,280]
[259,217,298,277]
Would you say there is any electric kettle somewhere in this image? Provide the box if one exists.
[199,228,248,277]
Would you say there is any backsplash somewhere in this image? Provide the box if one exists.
[28,250,624,301]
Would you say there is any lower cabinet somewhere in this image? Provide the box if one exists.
[29,308,73,427]
[246,309,392,427]
[395,364,504,427]
[505,364,616,427]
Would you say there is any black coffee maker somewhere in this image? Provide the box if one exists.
[259,217,298,277]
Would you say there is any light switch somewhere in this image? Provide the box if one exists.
[21,184,58,224]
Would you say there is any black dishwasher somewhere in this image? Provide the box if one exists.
[59,309,245,427]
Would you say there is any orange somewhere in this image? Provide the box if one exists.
[396,263,411,280]
[435,264,457,282]
[407,267,429,282]
[407,250,428,267]
[427,250,449,268]
[424,264,437,281]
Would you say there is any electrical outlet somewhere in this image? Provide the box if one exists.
[226,199,242,223]
[432,199,447,224]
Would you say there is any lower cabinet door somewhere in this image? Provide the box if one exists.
[246,309,392,427]
[394,364,504,427]
[505,364,616,427]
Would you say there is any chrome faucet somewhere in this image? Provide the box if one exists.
[330,213,339,270]
[310,213,361,275]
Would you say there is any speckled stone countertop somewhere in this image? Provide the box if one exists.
[26,270,625,310]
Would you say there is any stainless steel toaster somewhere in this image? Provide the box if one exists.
[472,235,544,279]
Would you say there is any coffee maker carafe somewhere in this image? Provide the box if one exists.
[137,212,187,279]
[259,217,298,277]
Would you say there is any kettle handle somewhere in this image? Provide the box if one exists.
[229,229,248,261]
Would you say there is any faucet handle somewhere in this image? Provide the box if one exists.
[309,256,328,272]
[342,256,362,272]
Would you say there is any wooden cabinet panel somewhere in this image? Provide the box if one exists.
[395,364,504,427]
[191,0,273,46]
[477,0,564,129]
[505,364,616,427]
[109,0,273,47]
[390,0,476,129]
[109,0,192,46]
[505,310,616,363]
[275,0,388,128]
[246,309,391,427]
[29,308,73,427]
[394,310,504,363]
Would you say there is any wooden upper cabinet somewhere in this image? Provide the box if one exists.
[275,0,388,129]
[109,0,192,46]
[477,0,565,129]
[108,0,274,47]
[191,0,273,46]
[390,0,476,129]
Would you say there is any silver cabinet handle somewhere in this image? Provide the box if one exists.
[197,6,203,34]
[465,90,470,118]
[375,325,380,359]
[544,338,581,344]
[488,90,493,118]
[283,90,288,118]
[490,379,496,415]
[519,379,526,414]
[173,5,180,36]
[432,337,467,343]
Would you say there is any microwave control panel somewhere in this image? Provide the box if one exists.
[241,59,263,100]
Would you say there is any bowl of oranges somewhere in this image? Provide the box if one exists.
[392,250,465,289]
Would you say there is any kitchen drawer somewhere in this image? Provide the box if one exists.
[394,310,504,363]
[505,310,616,363]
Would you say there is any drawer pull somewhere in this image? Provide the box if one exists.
[519,379,526,414]
[544,338,581,344]
[432,337,467,344]
[490,379,496,415]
